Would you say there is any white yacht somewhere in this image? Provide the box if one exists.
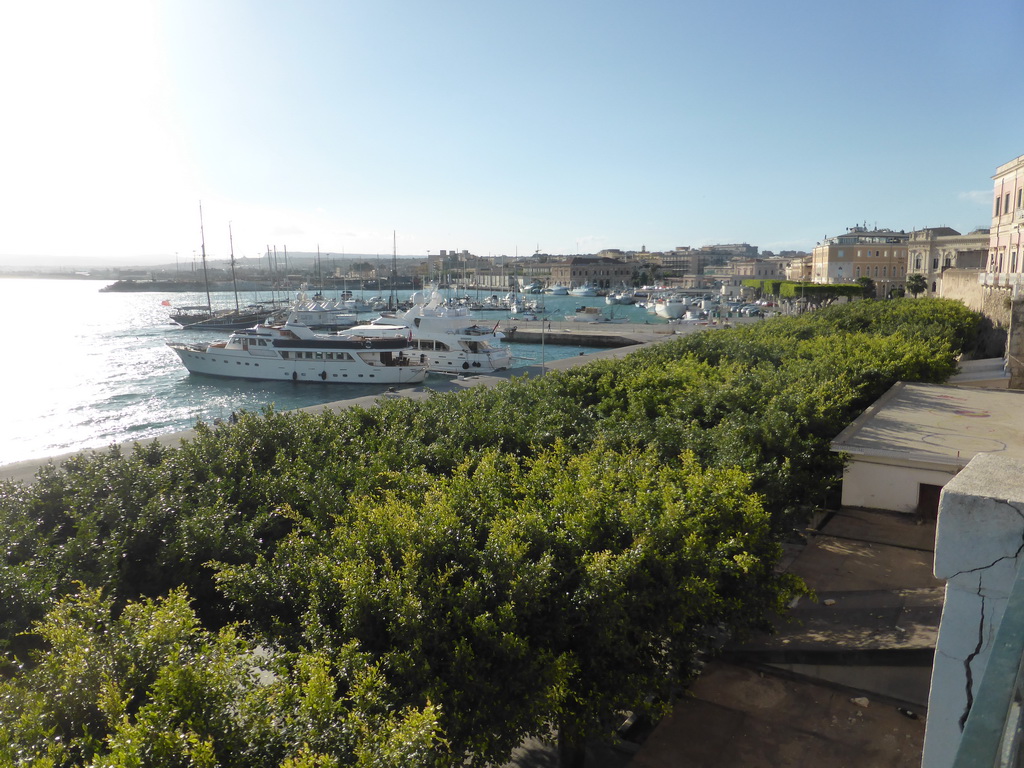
[653,295,689,320]
[167,318,428,385]
[285,288,359,331]
[338,290,512,374]
[569,283,598,297]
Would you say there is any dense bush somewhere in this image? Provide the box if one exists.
[0,297,978,766]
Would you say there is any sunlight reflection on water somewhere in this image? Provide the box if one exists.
[0,278,632,466]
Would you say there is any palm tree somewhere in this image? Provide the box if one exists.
[906,273,927,298]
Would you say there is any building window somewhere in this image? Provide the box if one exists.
[915,256,922,269]
[874,266,879,277]
[932,258,939,270]
[856,266,861,277]
[996,197,1002,216]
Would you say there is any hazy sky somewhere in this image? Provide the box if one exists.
[2,0,1020,264]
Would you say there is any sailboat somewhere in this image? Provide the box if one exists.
[170,207,278,331]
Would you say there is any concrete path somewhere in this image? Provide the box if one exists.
[629,508,937,767]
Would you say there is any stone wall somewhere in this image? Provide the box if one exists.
[1009,299,1024,389]
[940,269,1012,326]
[941,269,1012,360]
[923,453,1024,768]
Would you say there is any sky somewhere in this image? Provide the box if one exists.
[1,0,1021,266]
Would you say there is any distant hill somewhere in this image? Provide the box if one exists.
[0,252,424,271]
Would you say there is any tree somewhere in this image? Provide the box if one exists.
[906,272,927,298]
[0,586,444,768]
[0,297,986,767]
[856,276,876,299]
[214,443,798,767]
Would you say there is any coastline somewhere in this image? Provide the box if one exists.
[0,318,763,485]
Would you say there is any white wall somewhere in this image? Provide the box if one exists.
[923,453,1024,768]
[841,457,957,513]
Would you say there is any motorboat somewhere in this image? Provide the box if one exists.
[167,317,428,385]
[654,295,689,320]
[569,283,598,297]
[544,283,569,295]
[564,306,627,324]
[337,290,512,374]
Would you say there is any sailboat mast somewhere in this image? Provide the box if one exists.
[199,202,213,314]
[389,231,398,310]
[266,245,275,305]
[229,223,240,312]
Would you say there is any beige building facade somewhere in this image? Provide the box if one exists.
[811,226,910,297]
[907,227,989,296]
[548,257,634,290]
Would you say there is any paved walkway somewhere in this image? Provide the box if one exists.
[628,508,937,767]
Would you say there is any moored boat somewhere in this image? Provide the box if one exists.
[653,295,689,320]
[568,283,598,297]
[170,304,280,330]
[337,290,512,374]
[167,318,428,384]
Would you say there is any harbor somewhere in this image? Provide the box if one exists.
[0,276,764,480]
[0,278,733,469]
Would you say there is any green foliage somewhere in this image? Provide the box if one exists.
[906,272,928,297]
[0,297,982,765]
[213,443,795,765]
[0,587,443,768]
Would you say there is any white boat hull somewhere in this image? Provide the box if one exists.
[169,345,426,384]
[168,318,428,385]
[343,292,512,375]
[654,301,688,319]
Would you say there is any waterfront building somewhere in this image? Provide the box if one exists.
[986,153,1024,279]
[703,256,784,297]
[811,225,910,297]
[548,256,634,290]
[906,227,988,296]
[659,247,707,288]
[731,256,786,280]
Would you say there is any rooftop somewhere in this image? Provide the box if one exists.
[830,381,1024,469]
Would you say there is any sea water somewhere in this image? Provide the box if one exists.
[0,278,661,467]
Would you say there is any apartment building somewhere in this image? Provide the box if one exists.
[811,226,910,297]
[987,153,1024,276]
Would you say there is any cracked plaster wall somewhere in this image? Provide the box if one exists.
[923,452,1024,768]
